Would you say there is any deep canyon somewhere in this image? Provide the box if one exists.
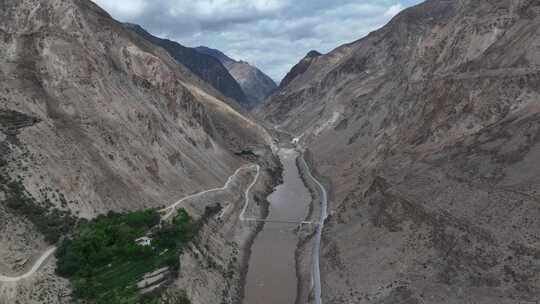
[2,0,540,303]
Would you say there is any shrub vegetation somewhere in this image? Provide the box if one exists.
[56,208,196,304]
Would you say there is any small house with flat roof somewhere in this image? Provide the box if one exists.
[135,236,152,247]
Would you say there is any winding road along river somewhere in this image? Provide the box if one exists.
[244,148,312,304]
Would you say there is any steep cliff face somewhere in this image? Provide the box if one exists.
[196,46,277,106]
[124,24,250,108]
[0,0,271,300]
[262,0,540,302]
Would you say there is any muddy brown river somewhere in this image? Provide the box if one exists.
[244,148,312,304]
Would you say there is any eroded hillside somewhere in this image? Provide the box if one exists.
[262,0,540,302]
[0,0,274,302]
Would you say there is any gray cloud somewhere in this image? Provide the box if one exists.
[92,0,423,81]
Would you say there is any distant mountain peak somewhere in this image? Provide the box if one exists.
[195,46,235,64]
[125,24,250,108]
[306,50,322,58]
[278,50,322,89]
[123,22,145,32]
[196,46,277,105]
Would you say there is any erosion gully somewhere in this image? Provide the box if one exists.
[243,148,313,304]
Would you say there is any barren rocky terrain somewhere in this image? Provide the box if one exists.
[261,0,540,303]
[0,0,276,302]
[3,0,540,303]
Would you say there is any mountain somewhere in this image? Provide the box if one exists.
[262,0,540,302]
[124,23,250,108]
[279,50,321,89]
[195,46,232,65]
[196,46,277,106]
[0,0,275,302]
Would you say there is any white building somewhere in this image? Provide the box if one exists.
[135,236,152,247]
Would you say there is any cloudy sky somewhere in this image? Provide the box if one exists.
[93,0,423,82]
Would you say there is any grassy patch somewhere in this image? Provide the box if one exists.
[56,208,200,304]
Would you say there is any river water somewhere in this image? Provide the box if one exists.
[243,148,312,304]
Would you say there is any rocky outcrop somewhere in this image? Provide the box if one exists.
[196,46,277,106]
[125,24,250,108]
[262,0,540,302]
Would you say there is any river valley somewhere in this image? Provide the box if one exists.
[243,148,313,304]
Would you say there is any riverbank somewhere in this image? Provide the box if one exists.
[243,148,312,304]
[162,146,282,304]
[237,160,282,304]
[295,152,321,304]
[295,150,330,304]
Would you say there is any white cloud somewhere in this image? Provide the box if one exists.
[252,0,288,11]
[92,0,421,81]
[92,0,147,19]
[385,3,404,17]
[166,0,288,20]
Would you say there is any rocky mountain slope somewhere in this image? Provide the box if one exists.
[278,50,321,90]
[262,0,540,303]
[124,23,250,108]
[196,46,277,106]
[0,0,274,302]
